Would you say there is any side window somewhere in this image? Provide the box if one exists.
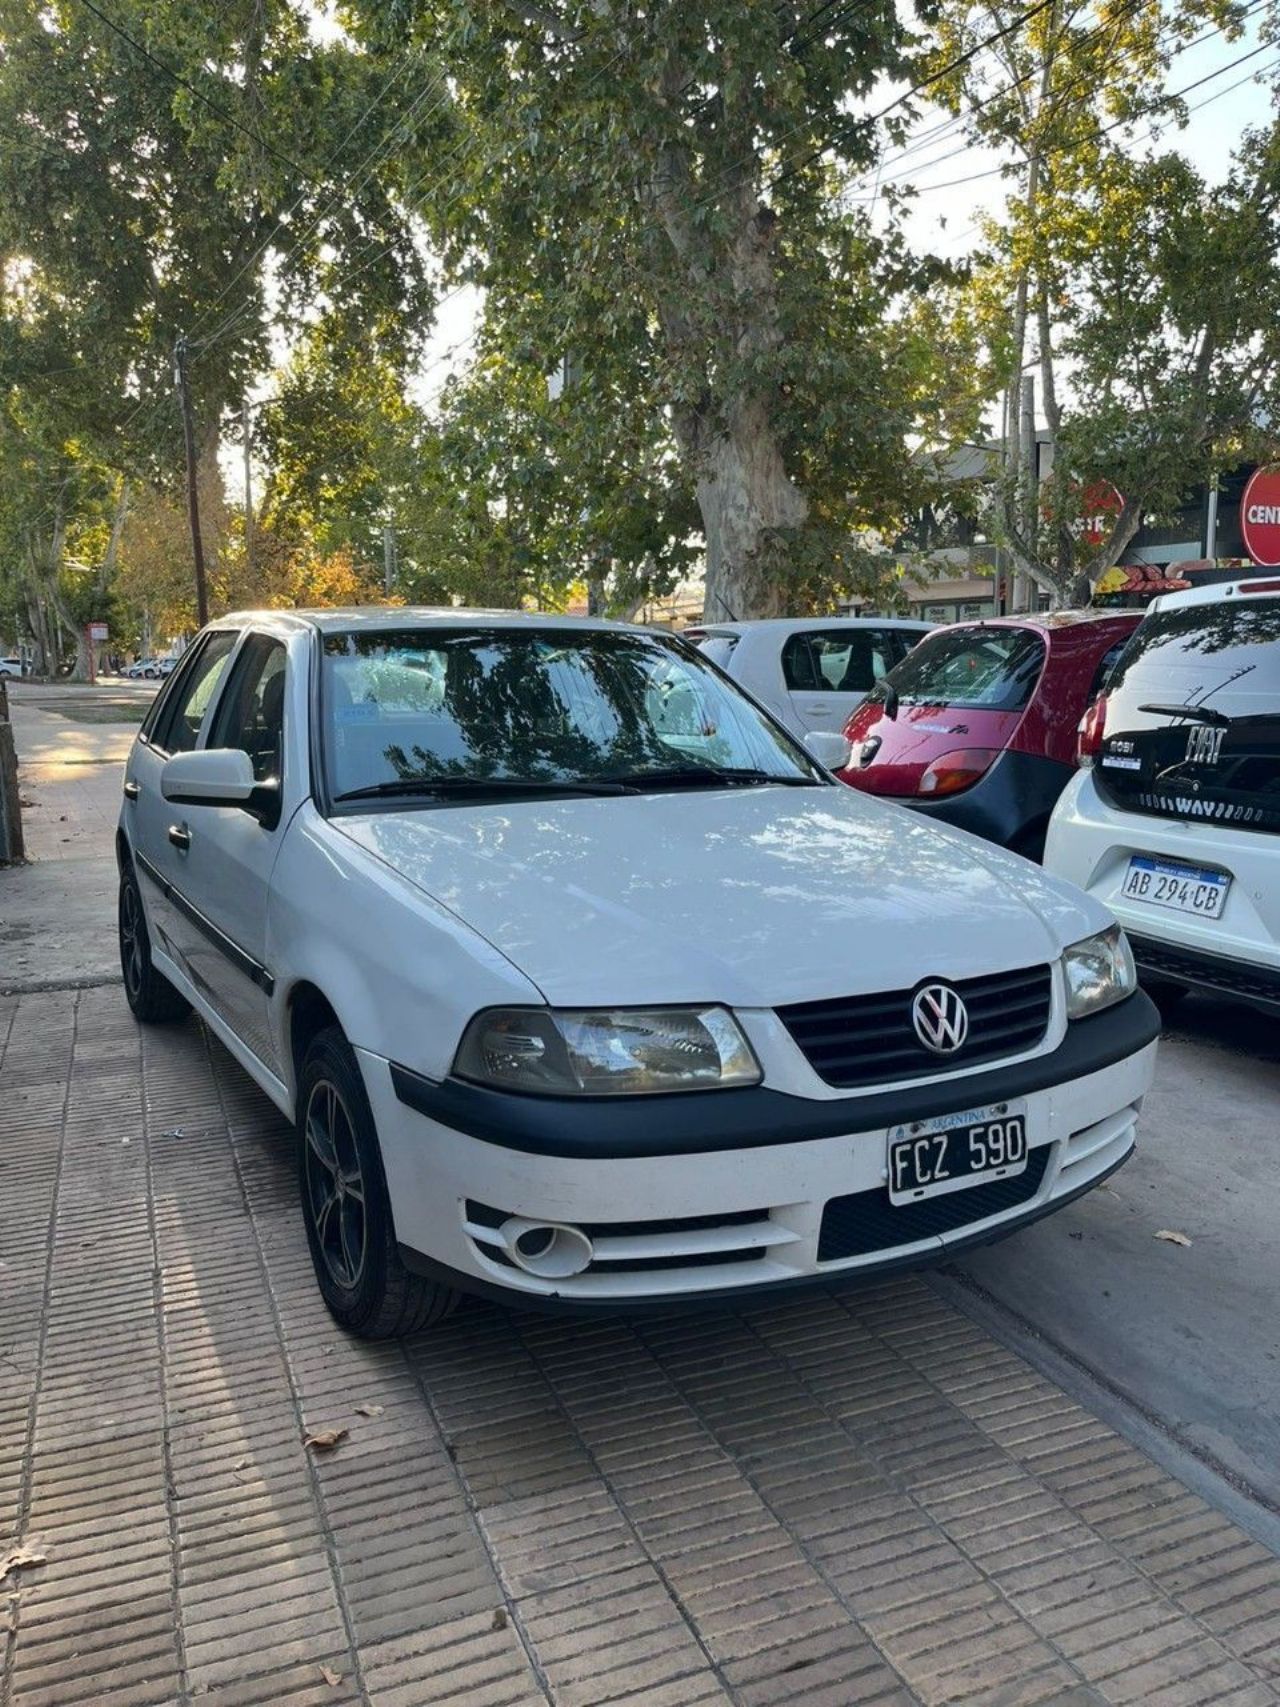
[782,634,821,691]
[209,635,288,783]
[784,631,896,695]
[152,632,238,755]
[1087,638,1128,702]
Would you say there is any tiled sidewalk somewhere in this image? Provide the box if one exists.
[2,987,1278,1707]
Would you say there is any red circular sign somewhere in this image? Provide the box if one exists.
[1241,465,1280,566]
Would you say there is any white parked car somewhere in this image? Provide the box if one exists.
[118,609,1159,1337]
[127,658,163,679]
[0,655,24,677]
[687,616,934,737]
[1047,576,1280,1013]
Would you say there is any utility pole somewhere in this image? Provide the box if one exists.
[173,336,209,627]
[242,397,255,578]
[383,523,397,597]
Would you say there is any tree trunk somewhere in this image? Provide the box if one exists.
[690,397,808,622]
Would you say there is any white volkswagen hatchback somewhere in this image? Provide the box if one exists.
[117,610,1159,1337]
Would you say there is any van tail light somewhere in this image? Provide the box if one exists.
[916,748,1000,797]
[1077,694,1109,766]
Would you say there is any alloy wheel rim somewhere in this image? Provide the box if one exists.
[121,882,144,1000]
[303,1079,367,1289]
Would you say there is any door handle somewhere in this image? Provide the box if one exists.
[123,779,140,801]
[167,823,191,852]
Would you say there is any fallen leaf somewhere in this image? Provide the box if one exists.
[1154,1229,1192,1247]
[354,1404,384,1418]
[163,1127,185,1140]
[1,1545,47,1582]
[234,1456,251,1471]
[303,1428,347,1454]
[491,1607,508,1631]
[318,1664,343,1687]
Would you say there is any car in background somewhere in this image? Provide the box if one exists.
[687,617,934,739]
[127,658,162,679]
[837,611,1141,860]
[117,607,1157,1336]
[0,656,23,677]
[1046,578,1280,1014]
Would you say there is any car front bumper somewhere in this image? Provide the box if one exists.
[356,994,1160,1308]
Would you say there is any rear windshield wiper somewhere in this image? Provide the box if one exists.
[333,776,637,803]
[1137,703,1231,726]
[607,766,821,791]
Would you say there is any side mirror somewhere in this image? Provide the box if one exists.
[804,730,853,772]
[162,748,282,828]
[161,748,256,806]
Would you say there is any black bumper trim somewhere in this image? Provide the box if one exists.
[1131,933,1280,1015]
[396,1143,1135,1314]
[389,990,1159,1159]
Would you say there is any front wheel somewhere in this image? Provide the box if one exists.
[298,1026,458,1338]
[119,866,191,1023]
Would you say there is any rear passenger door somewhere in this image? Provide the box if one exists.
[781,629,904,734]
[166,631,294,1072]
[127,629,240,974]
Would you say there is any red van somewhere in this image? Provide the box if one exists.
[837,611,1141,859]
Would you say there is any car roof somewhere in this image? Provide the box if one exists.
[211,606,655,637]
[937,609,1140,636]
[1148,576,1280,613]
[693,616,934,637]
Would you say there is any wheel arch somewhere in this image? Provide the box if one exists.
[286,980,344,1112]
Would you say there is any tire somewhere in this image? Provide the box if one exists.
[119,866,192,1023]
[297,1026,458,1338]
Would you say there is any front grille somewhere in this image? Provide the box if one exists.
[777,964,1052,1089]
[818,1148,1050,1262]
[1131,936,1280,1009]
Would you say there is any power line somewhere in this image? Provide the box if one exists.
[67,0,320,182]
[903,35,1278,196]
[852,0,1270,204]
[187,42,446,354]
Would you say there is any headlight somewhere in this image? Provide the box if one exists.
[454,1005,762,1096]
[1063,924,1137,1019]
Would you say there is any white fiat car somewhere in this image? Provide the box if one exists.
[1047,577,1280,1013]
[117,609,1159,1337]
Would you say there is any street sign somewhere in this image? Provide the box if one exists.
[1240,466,1280,566]
[88,621,109,642]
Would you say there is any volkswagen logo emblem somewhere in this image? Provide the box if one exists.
[912,982,969,1054]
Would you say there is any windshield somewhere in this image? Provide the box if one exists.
[320,627,823,802]
[878,624,1045,712]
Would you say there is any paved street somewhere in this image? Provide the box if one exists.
[3,682,1280,1706]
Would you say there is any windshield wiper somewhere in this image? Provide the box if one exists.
[607,766,820,792]
[1137,703,1231,726]
[333,776,636,804]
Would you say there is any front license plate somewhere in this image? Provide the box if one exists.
[887,1102,1028,1205]
[1121,855,1230,920]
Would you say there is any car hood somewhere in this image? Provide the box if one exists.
[334,786,1103,1007]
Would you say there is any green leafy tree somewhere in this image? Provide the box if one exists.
[928,0,1280,601]
[346,0,975,619]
